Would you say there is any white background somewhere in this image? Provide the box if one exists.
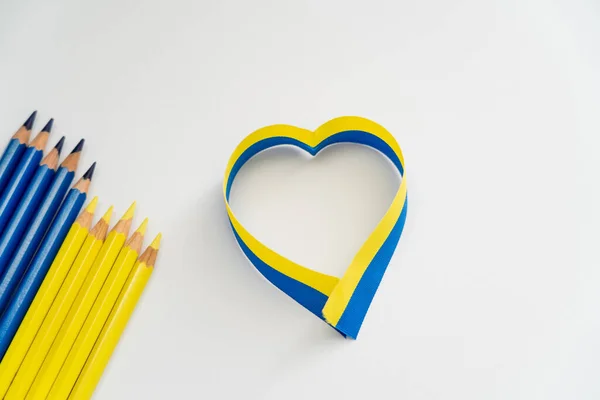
[0,0,598,399]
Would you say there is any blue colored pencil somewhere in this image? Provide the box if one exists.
[0,121,57,234]
[0,141,65,279]
[0,111,37,196]
[0,139,84,314]
[0,165,94,357]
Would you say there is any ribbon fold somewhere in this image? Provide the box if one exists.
[223,116,407,339]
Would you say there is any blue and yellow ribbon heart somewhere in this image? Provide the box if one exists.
[223,116,408,339]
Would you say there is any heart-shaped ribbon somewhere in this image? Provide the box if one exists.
[223,116,407,339]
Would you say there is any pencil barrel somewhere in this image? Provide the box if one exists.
[26,231,128,399]
[0,165,55,278]
[0,146,43,233]
[0,167,75,314]
[47,245,140,399]
[70,265,153,400]
[0,139,28,197]
[0,228,102,399]
[0,188,87,359]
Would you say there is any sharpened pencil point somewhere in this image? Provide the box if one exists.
[41,118,54,133]
[135,218,149,235]
[101,206,114,224]
[70,138,85,153]
[23,111,37,130]
[150,233,162,250]
[82,162,96,180]
[85,196,99,214]
[54,136,65,154]
[121,202,136,221]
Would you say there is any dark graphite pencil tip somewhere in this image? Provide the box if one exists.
[54,136,65,154]
[23,111,37,130]
[70,138,85,153]
[41,118,54,133]
[82,162,96,180]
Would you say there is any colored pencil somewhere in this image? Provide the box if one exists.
[26,203,136,400]
[0,122,56,234]
[0,111,36,196]
[0,140,84,313]
[69,234,161,400]
[47,218,148,400]
[0,138,71,279]
[0,206,112,398]
[0,111,160,397]
[0,165,94,359]
[0,198,98,397]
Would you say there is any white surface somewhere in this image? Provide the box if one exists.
[0,0,598,398]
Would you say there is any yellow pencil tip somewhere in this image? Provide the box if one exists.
[150,233,162,250]
[135,218,149,235]
[101,206,114,223]
[85,196,99,214]
[121,201,136,220]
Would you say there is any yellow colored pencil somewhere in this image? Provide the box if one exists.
[4,206,112,399]
[47,218,148,400]
[0,196,98,398]
[69,234,161,400]
[26,202,136,400]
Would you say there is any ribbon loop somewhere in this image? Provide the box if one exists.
[224,116,407,339]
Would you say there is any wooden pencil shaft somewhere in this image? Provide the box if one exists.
[0,188,87,359]
[47,242,143,399]
[0,145,45,235]
[25,230,129,399]
[1,195,90,399]
[3,223,106,398]
[69,264,153,399]
[0,167,76,316]
[0,164,56,279]
[0,139,28,197]
[0,203,99,397]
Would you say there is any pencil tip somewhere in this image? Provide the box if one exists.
[121,201,136,220]
[70,138,85,154]
[82,162,96,180]
[54,136,65,154]
[150,233,162,250]
[41,118,54,133]
[135,218,149,235]
[23,111,37,130]
[85,196,99,214]
[101,206,114,223]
